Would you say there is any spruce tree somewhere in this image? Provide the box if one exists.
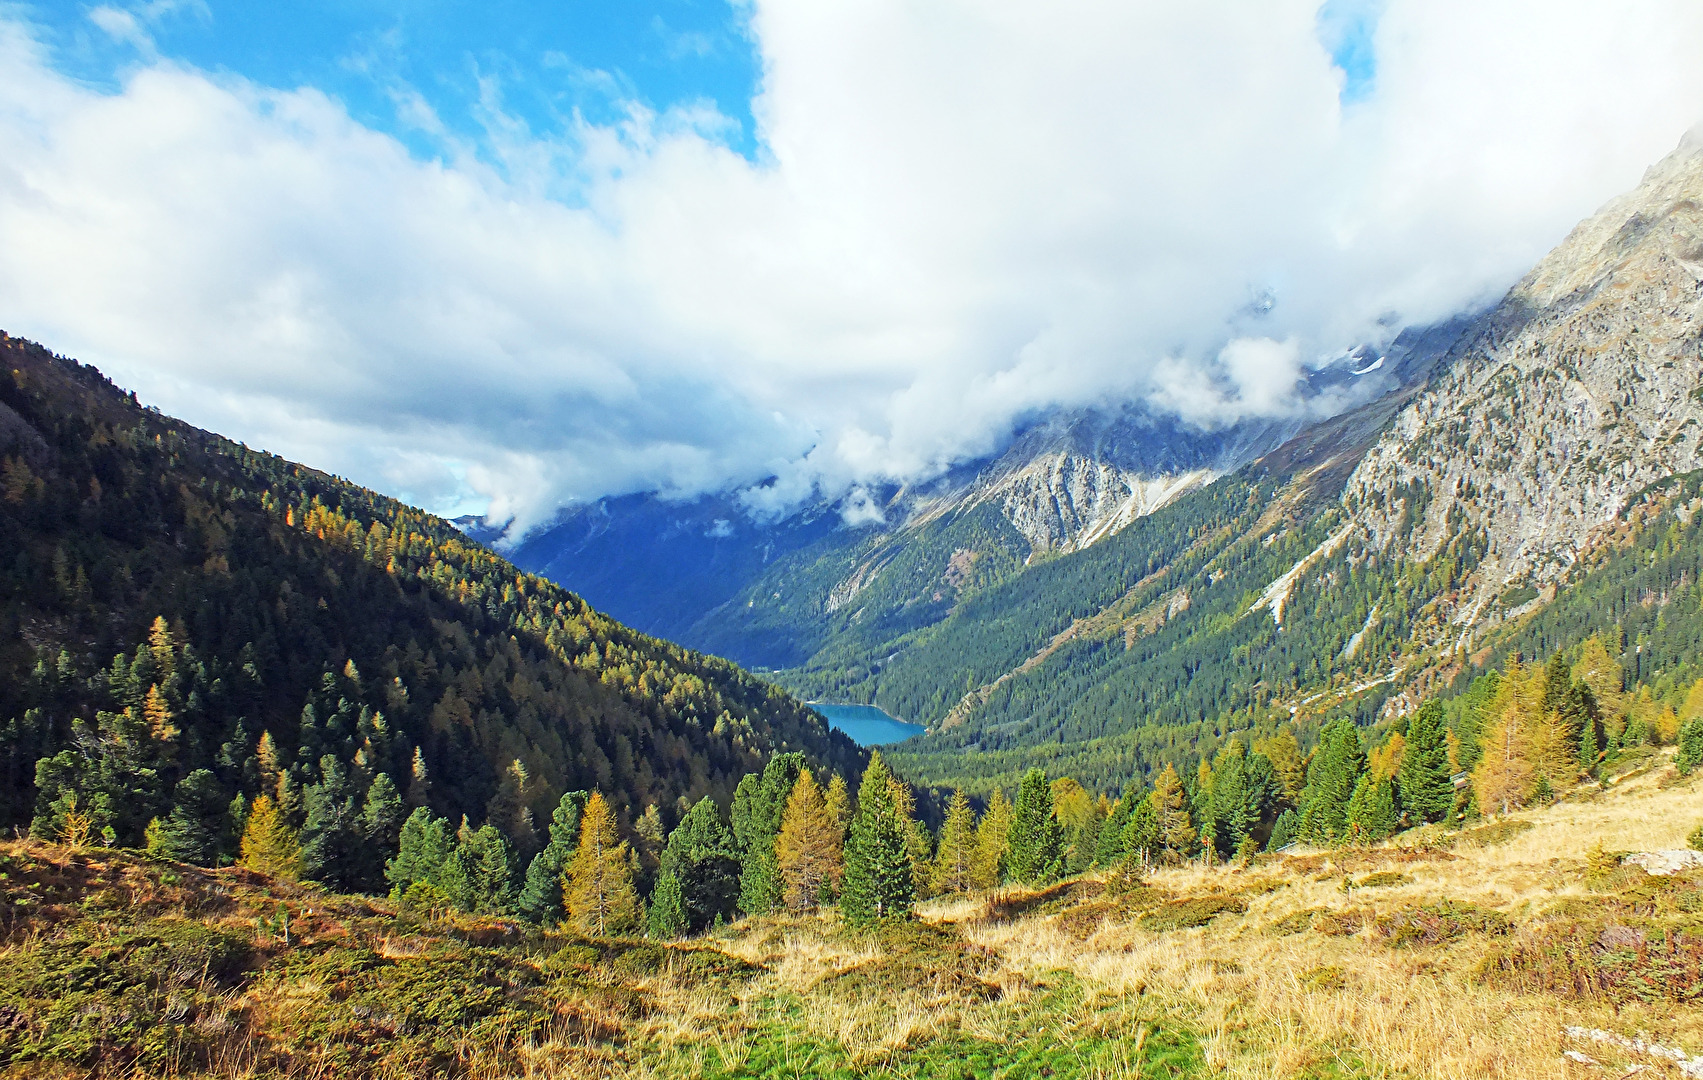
[1007,768,1066,886]
[659,796,740,932]
[565,791,641,936]
[969,786,1012,890]
[1265,808,1298,851]
[462,823,517,914]
[1677,718,1703,776]
[775,768,842,910]
[929,789,977,896]
[1398,700,1454,824]
[239,793,304,880]
[840,751,914,924]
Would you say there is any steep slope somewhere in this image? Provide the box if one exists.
[877,130,1703,793]
[1344,129,1703,649]
[0,335,861,840]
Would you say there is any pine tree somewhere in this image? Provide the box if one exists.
[240,793,304,880]
[646,870,687,939]
[969,786,1012,890]
[1345,775,1398,843]
[840,751,914,924]
[1265,808,1298,851]
[517,790,590,925]
[1007,768,1066,886]
[158,768,228,865]
[1151,763,1195,860]
[387,807,451,894]
[565,791,641,936]
[359,773,405,890]
[775,768,842,910]
[1298,720,1366,844]
[930,789,977,896]
[659,796,740,932]
[462,823,517,914]
[1677,718,1703,776]
[300,755,361,890]
[1398,700,1454,824]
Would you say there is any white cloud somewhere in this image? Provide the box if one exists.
[0,2,1700,537]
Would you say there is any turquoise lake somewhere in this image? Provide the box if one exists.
[810,703,925,746]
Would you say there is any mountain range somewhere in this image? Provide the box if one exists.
[502,129,1703,795]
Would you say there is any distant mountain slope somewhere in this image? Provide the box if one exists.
[507,319,1467,682]
[0,335,861,839]
[881,131,1703,793]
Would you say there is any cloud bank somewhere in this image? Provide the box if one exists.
[1,2,1701,535]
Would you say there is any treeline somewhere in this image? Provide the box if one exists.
[0,334,862,854]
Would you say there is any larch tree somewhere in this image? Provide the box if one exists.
[969,786,1012,890]
[1151,763,1195,860]
[565,791,641,936]
[1475,700,1535,816]
[774,768,842,911]
[824,773,851,842]
[240,793,304,881]
[930,789,977,896]
[840,751,914,924]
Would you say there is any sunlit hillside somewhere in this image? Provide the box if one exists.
[4,747,1700,1079]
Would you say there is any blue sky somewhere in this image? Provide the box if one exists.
[31,0,764,167]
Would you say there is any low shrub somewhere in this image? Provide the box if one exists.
[1374,902,1510,948]
[1138,895,1247,932]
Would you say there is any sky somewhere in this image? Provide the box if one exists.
[4,1,1703,535]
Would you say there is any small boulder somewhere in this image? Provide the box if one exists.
[1622,850,1703,876]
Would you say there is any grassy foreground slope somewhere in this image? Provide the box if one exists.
[4,747,1701,1078]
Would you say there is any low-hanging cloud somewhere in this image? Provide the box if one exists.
[1,2,1701,537]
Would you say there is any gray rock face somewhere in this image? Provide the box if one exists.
[1623,849,1703,876]
[1342,130,1703,639]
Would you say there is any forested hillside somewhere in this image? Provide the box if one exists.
[0,334,861,857]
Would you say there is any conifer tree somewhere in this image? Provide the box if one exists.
[387,807,451,895]
[824,773,851,841]
[159,768,228,865]
[930,789,977,896]
[517,790,589,925]
[486,758,539,860]
[1094,779,1141,866]
[969,786,1012,890]
[1151,763,1195,859]
[775,768,842,910]
[1265,808,1298,851]
[1345,775,1398,843]
[1677,718,1703,776]
[633,803,667,892]
[1299,720,1366,844]
[565,791,640,936]
[738,753,805,916]
[659,795,740,932]
[359,773,405,888]
[647,870,687,939]
[840,751,914,924]
[240,793,304,880]
[461,823,517,914]
[300,755,362,890]
[1121,791,1161,861]
[1254,731,1307,802]
[1398,700,1454,824]
[1007,768,1066,885]
[1475,701,1535,816]
[405,745,431,807]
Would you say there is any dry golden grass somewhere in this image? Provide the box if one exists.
[930,760,1703,1080]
